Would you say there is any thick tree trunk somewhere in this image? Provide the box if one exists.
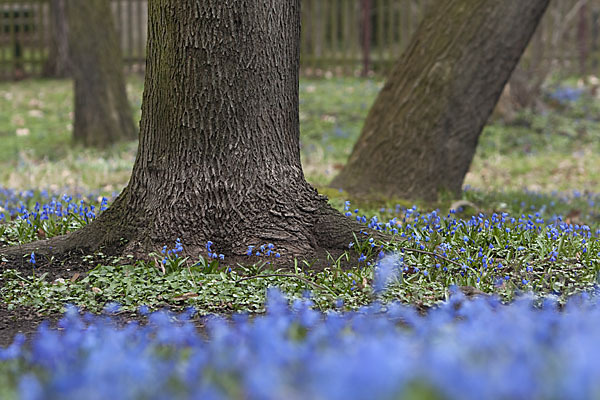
[4,0,360,264]
[67,0,136,147]
[42,0,70,78]
[330,0,550,201]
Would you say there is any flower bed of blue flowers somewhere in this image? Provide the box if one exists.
[2,186,600,398]
[2,288,600,400]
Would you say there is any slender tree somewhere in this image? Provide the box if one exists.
[43,0,70,78]
[330,0,550,201]
[3,0,359,262]
[67,0,136,147]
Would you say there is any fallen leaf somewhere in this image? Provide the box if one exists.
[173,292,198,301]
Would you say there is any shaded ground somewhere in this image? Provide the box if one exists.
[0,255,137,347]
[0,251,215,347]
[0,252,91,346]
[0,294,210,348]
[0,303,60,347]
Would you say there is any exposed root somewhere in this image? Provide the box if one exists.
[0,197,387,273]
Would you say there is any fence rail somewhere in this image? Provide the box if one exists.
[0,0,598,80]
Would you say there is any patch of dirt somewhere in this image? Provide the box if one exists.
[0,252,93,347]
[0,301,211,349]
[1,248,123,282]
[0,303,62,347]
[0,248,132,347]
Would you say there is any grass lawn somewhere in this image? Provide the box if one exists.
[2,75,600,193]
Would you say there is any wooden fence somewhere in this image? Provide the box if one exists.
[0,1,47,79]
[301,0,433,75]
[0,0,147,79]
[0,0,599,80]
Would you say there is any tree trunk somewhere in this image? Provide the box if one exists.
[67,0,136,147]
[361,0,372,77]
[330,0,550,201]
[4,0,360,264]
[43,0,70,78]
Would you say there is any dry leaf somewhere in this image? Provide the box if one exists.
[173,292,198,301]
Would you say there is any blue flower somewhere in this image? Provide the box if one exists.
[174,238,183,253]
[18,374,44,400]
[29,252,36,265]
[374,254,401,293]
[103,302,121,314]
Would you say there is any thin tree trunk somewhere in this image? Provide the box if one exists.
[361,0,372,77]
[3,0,361,265]
[67,0,136,147]
[43,0,70,78]
[331,0,550,201]
[577,3,589,76]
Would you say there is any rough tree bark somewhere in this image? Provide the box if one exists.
[3,0,360,263]
[42,0,70,78]
[67,0,136,147]
[330,0,550,201]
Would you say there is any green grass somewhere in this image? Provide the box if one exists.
[298,78,382,184]
[2,75,600,315]
[2,75,600,194]
[0,76,142,192]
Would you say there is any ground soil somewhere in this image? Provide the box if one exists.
[0,303,61,347]
[0,249,233,348]
[0,250,160,347]
[0,301,211,348]
[0,251,90,347]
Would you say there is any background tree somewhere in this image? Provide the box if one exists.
[42,0,70,78]
[330,0,550,201]
[494,0,590,121]
[67,0,136,147]
[3,0,359,262]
